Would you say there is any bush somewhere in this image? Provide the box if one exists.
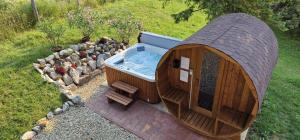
[36,0,76,19]
[67,7,103,42]
[37,19,66,47]
[107,9,142,44]
[271,0,300,36]
[0,0,34,41]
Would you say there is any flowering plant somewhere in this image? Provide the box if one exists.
[67,8,103,42]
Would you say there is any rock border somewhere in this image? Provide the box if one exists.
[21,37,126,140]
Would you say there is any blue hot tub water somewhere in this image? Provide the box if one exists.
[115,50,163,77]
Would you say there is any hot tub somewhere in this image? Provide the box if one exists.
[105,32,181,103]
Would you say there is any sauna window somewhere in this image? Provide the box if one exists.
[198,52,220,111]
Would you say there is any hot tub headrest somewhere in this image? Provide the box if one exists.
[138,32,182,49]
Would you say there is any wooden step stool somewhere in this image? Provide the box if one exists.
[105,81,138,110]
[111,81,138,99]
[105,90,133,110]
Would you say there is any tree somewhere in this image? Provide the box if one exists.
[162,0,272,23]
[76,0,80,6]
[30,0,39,22]
[271,0,300,36]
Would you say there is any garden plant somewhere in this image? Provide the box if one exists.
[67,7,103,43]
[37,19,66,51]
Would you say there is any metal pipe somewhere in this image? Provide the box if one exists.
[189,69,193,109]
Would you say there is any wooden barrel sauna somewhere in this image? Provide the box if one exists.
[155,13,278,139]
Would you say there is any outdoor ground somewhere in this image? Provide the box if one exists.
[0,0,299,139]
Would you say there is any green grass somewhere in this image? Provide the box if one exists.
[0,31,63,139]
[0,0,299,139]
[248,29,300,139]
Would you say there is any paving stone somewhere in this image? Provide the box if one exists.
[21,131,36,140]
[53,108,63,115]
[32,125,42,134]
[46,112,54,120]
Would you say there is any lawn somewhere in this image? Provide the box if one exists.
[0,0,299,139]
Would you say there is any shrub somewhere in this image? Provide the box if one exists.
[37,19,66,48]
[108,9,142,44]
[67,8,103,42]
[0,0,34,41]
[271,0,300,36]
[36,0,77,19]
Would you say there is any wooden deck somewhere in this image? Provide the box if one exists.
[161,88,188,104]
[181,110,215,135]
[105,90,133,106]
[159,87,250,138]
[218,106,249,129]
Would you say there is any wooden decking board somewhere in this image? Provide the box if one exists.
[190,112,198,124]
[190,112,199,124]
[170,90,177,99]
[204,118,213,131]
[207,121,214,133]
[196,115,205,128]
[105,90,133,105]
[202,118,210,131]
[192,114,200,126]
[181,110,189,120]
[107,91,128,103]
[200,117,208,130]
[186,111,194,123]
[107,92,132,104]
[195,115,204,127]
[180,109,214,135]
[112,81,138,94]
[218,106,248,129]
[162,87,188,104]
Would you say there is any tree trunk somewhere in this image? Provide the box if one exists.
[31,0,39,22]
[76,0,80,6]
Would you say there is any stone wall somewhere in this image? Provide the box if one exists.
[33,37,126,90]
[23,37,127,140]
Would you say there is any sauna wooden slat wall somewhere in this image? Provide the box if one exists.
[168,48,195,93]
[105,67,160,103]
[156,45,259,138]
[218,61,255,114]
[156,57,170,94]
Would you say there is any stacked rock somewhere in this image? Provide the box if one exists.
[33,37,126,89]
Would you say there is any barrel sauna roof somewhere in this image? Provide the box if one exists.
[178,13,278,108]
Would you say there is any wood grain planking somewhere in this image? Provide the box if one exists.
[106,67,160,103]
[232,71,246,111]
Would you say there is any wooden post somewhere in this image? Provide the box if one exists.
[31,0,39,22]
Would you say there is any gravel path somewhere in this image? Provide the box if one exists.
[34,107,140,140]
[34,75,141,140]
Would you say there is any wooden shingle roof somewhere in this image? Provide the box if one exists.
[179,13,278,108]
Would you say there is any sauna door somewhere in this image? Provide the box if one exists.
[192,51,221,115]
